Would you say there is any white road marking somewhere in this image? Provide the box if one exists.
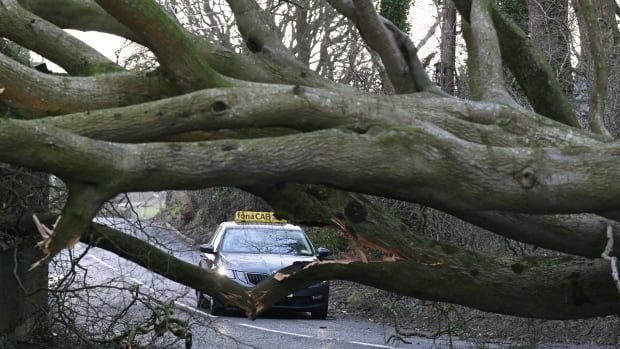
[174,301,217,318]
[237,323,313,338]
[348,341,394,348]
[129,277,144,285]
[87,254,119,271]
[128,277,154,292]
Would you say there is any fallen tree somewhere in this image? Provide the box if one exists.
[1,0,620,320]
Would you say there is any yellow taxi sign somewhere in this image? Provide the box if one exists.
[234,211,287,224]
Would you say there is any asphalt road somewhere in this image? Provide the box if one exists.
[49,217,617,349]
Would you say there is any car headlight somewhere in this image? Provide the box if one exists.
[233,270,248,284]
[216,266,234,278]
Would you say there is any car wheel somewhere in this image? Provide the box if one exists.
[196,291,208,309]
[311,305,328,320]
[209,296,226,315]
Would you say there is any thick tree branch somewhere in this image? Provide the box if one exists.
[30,183,110,268]
[40,86,604,149]
[42,86,411,142]
[1,78,613,261]
[251,182,620,258]
[0,53,178,115]
[18,88,613,259]
[6,213,252,310]
[252,257,620,319]
[9,210,620,319]
[81,222,252,310]
[108,130,620,216]
[94,0,231,90]
[7,113,620,217]
[0,0,120,76]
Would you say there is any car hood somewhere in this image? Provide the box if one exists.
[219,252,317,274]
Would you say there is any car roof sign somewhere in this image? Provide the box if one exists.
[234,211,287,224]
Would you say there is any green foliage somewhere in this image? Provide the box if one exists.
[86,63,123,76]
[305,226,347,255]
[379,0,412,34]
[168,199,184,219]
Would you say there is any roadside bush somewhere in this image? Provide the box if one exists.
[304,227,348,257]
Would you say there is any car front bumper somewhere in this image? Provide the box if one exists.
[270,282,329,311]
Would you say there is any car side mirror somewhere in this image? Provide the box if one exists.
[317,247,330,260]
[199,243,215,254]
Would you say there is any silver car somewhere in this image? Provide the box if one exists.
[196,220,330,318]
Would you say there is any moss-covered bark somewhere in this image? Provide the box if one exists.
[247,186,620,319]
[0,54,178,115]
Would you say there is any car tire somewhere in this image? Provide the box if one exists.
[209,296,226,315]
[311,304,328,320]
[196,291,209,309]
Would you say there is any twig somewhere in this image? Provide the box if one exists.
[601,224,620,294]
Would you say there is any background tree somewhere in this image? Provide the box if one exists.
[527,0,572,95]
[439,0,457,94]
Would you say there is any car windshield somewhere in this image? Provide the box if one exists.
[220,228,314,256]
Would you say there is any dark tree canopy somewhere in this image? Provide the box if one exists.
[0,0,620,322]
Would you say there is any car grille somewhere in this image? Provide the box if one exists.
[276,296,316,307]
[246,272,269,285]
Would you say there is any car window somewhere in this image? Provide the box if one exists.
[219,228,314,256]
